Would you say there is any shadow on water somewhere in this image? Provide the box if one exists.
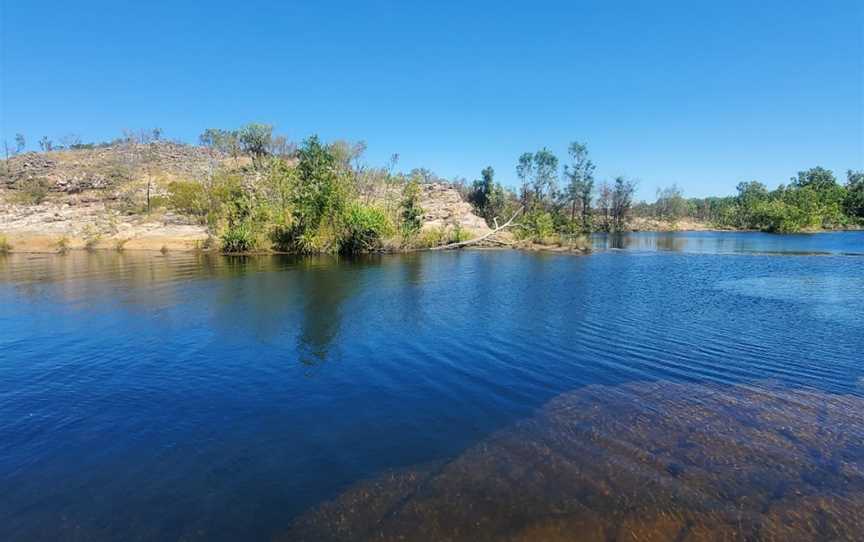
[282,380,864,542]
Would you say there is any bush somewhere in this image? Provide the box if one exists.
[340,203,393,253]
[166,180,208,222]
[221,222,257,253]
[400,178,424,238]
[413,225,473,248]
[517,211,556,242]
[0,234,11,253]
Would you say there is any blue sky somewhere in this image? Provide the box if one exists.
[1,0,861,200]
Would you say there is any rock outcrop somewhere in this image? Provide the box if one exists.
[418,183,491,235]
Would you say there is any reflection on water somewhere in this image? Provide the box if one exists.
[592,230,864,255]
[284,381,864,541]
[1,242,863,540]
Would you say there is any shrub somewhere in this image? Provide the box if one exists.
[416,227,447,248]
[166,180,208,223]
[400,178,424,238]
[340,203,393,253]
[517,211,556,242]
[221,223,257,253]
[0,234,11,253]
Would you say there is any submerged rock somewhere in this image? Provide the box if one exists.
[282,381,864,541]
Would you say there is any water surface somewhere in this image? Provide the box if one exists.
[1,232,862,540]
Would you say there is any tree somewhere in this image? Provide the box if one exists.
[238,123,273,167]
[468,166,506,225]
[400,176,424,238]
[408,167,436,184]
[611,176,636,231]
[38,136,53,152]
[531,148,558,205]
[14,134,25,154]
[200,128,241,162]
[563,141,595,230]
[791,167,837,191]
[596,181,612,231]
[845,170,864,219]
[516,152,534,205]
[655,184,687,220]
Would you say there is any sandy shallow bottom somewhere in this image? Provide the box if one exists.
[281,381,864,541]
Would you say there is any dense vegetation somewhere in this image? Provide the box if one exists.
[632,168,864,232]
[465,140,863,235]
[465,142,638,243]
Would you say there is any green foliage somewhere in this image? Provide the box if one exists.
[845,170,864,220]
[239,123,273,167]
[340,203,393,253]
[414,226,473,248]
[518,211,556,242]
[166,180,208,221]
[564,141,595,231]
[400,177,424,238]
[468,167,507,226]
[0,234,11,254]
[221,222,257,253]
[702,169,852,232]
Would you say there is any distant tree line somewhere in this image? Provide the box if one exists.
[632,168,864,232]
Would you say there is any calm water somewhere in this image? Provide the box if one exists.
[1,232,863,540]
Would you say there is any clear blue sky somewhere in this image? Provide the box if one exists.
[1,0,861,200]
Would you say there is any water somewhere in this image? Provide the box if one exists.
[1,232,862,540]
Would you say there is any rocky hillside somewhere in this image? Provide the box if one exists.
[0,144,490,252]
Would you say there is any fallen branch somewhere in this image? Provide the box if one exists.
[430,206,524,250]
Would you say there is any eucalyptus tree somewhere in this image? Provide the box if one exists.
[516,152,534,205]
[531,148,559,205]
[611,176,637,231]
[564,141,595,230]
[238,123,273,168]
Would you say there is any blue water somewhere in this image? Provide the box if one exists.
[1,232,863,540]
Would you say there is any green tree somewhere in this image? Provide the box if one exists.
[238,123,273,167]
[845,170,864,219]
[791,166,837,191]
[516,152,534,205]
[400,176,424,238]
[468,166,506,225]
[611,176,636,231]
[531,148,559,205]
[563,141,595,231]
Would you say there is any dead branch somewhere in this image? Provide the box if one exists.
[430,206,524,251]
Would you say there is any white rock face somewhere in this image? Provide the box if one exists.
[418,183,491,235]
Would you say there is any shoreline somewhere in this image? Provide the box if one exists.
[3,228,860,256]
